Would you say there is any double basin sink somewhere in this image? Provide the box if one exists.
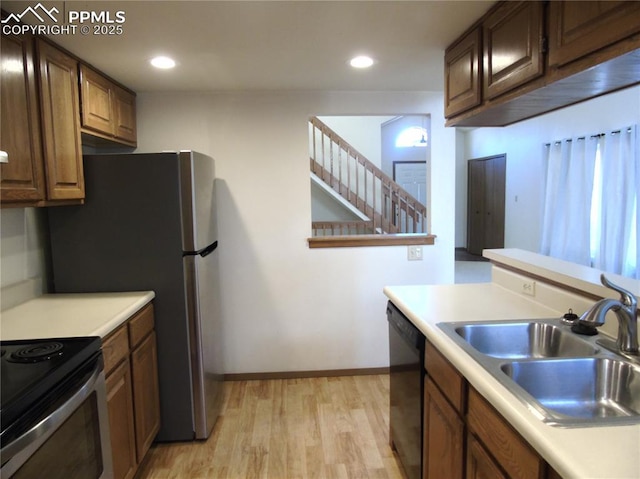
[437,319,640,427]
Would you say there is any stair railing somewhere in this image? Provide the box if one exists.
[311,220,375,236]
[309,116,427,235]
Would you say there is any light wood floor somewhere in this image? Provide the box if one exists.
[136,374,406,479]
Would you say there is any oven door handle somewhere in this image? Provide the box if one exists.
[0,359,103,468]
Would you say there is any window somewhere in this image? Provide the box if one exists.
[542,126,638,278]
[395,127,428,148]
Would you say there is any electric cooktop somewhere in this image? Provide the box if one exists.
[0,337,102,447]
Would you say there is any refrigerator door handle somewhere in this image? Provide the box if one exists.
[183,240,218,258]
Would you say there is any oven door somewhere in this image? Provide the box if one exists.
[1,354,113,479]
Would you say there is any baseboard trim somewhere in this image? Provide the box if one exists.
[224,367,389,381]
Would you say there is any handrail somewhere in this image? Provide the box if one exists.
[309,116,427,235]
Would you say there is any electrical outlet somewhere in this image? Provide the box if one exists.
[521,279,536,296]
[408,245,423,261]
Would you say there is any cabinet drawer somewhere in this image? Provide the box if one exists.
[425,340,466,413]
[128,304,154,349]
[102,325,130,375]
[467,387,545,479]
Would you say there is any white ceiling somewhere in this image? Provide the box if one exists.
[2,1,494,92]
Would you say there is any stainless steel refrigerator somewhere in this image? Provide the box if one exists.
[48,151,223,442]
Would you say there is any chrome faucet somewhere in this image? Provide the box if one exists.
[578,274,639,354]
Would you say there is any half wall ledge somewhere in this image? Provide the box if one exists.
[307,233,436,249]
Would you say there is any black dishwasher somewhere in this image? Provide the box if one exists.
[387,301,425,479]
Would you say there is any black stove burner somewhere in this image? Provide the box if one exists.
[1,336,102,448]
[8,342,64,363]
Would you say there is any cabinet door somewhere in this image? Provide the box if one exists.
[0,32,45,203]
[106,359,137,479]
[423,377,464,479]
[468,388,545,479]
[113,85,137,145]
[444,27,482,117]
[466,433,508,479]
[549,1,640,67]
[131,331,161,463]
[483,1,544,100]
[37,39,84,200]
[80,65,114,136]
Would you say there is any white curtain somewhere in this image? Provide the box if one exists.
[592,126,639,278]
[541,136,597,266]
[541,126,639,279]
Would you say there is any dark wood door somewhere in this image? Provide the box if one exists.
[467,154,506,256]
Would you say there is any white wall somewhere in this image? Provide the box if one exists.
[137,90,456,374]
[0,209,48,309]
[310,179,363,222]
[458,86,640,252]
[318,115,395,169]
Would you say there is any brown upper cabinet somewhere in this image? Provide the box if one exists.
[2,35,87,206]
[445,0,640,127]
[548,1,640,67]
[37,39,85,202]
[0,31,46,203]
[80,65,137,147]
[482,1,544,100]
[444,27,482,117]
[1,22,137,207]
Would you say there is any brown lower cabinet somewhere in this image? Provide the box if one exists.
[103,303,160,479]
[105,359,137,479]
[423,377,464,479]
[466,433,508,479]
[423,340,561,479]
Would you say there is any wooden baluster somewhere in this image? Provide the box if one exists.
[346,148,351,203]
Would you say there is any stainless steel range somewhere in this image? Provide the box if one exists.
[0,337,113,478]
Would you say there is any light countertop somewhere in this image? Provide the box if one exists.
[0,291,155,340]
[384,282,640,479]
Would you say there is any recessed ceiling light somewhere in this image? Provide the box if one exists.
[349,55,375,69]
[150,56,176,69]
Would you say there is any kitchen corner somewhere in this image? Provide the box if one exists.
[385,248,640,479]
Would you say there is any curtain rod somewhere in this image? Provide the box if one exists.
[544,127,633,147]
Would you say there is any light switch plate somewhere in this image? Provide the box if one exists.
[408,245,423,261]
